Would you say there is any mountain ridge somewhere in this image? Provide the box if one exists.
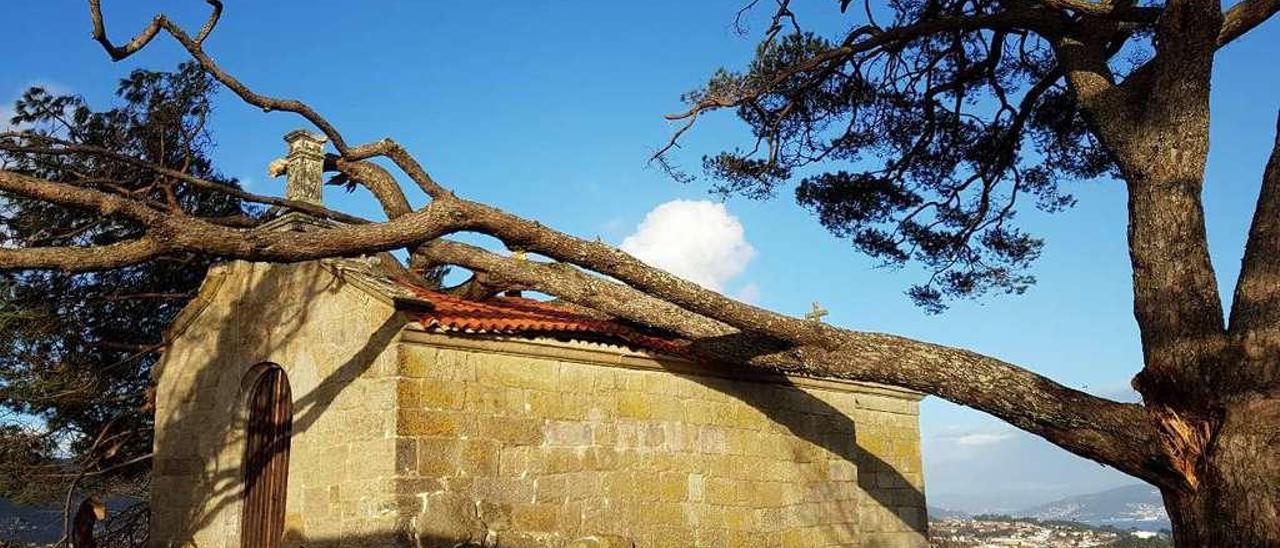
[1012,483,1169,530]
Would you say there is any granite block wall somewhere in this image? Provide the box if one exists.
[150,261,403,547]
[152,260,926,548]
[391,334,926,547]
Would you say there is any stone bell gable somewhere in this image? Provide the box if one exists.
[149,133,928,547]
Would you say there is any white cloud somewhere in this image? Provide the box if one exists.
[954,431,1017,447]
[620,200,755,292]
[734,282,762,304]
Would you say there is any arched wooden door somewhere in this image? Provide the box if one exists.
[241,365,292,548]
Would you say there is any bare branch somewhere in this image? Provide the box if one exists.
[650,108,702,165]
[2,136,370,224]
[342,139,450,199]
[85,2,451,200]
[194,0,223,44]
[87,2,347,148]
[0,238,166,271]
[329,157,413,219]
[87,0,164,60]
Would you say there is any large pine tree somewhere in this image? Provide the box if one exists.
[0,2,1275,543]
[0,62,245,513]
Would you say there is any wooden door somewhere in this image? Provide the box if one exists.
[241,366,292,548]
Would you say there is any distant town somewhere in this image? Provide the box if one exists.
[929,515,1170,547]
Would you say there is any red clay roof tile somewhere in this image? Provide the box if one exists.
[397,283,688,357]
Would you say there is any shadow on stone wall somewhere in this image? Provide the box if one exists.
[672,363,927,542]
[153,264,309,540]
[152,261,925,546]
[152,262,410,543]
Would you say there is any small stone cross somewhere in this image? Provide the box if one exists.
[805,301,829,322]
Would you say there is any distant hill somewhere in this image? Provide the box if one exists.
[927,505,969,519]
[1014,484,1170,531]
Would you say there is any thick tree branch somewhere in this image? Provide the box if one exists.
[419,240,734,339]
[1228,112,1280,391]
[341,139,449,199]
[0,169,467,269]
[321,155,447,276]
[0,238,167,271]
[0,169,168,226]
[457,200,840,346]
[421,239,1175,487]
[1218,0,1280,46]
[58,0,1181,488]
[327,157,412,219]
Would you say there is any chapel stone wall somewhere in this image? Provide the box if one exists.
[391,333,927,547]
[151,260,927,548]
[150,261,403,547]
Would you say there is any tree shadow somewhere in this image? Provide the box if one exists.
[659,345,929,543]
[149,260,926,546]
[151,260,407,544]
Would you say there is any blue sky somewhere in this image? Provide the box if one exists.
[2,1,1277,511]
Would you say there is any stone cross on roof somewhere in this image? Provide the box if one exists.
[282,130,327,205]
[805,301,829,322]
[257,131,337,233]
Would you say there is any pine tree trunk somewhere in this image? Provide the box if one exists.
[1095,69,1280,545]
[1158,395,1280,547]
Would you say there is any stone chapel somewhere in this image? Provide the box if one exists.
[148,131,929,547]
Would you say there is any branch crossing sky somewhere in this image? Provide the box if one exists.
[2,1,1276,511]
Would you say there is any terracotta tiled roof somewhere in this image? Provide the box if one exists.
[397,283,688,357]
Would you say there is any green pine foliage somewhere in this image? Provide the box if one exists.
[680,3,1130,312]
[0,62,247,504]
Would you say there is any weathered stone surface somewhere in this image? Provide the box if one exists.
[414,491,486,546]
[151,261,404,547]
[567,534,634,548]
[152,259,927,547]
[393,341,927,547]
